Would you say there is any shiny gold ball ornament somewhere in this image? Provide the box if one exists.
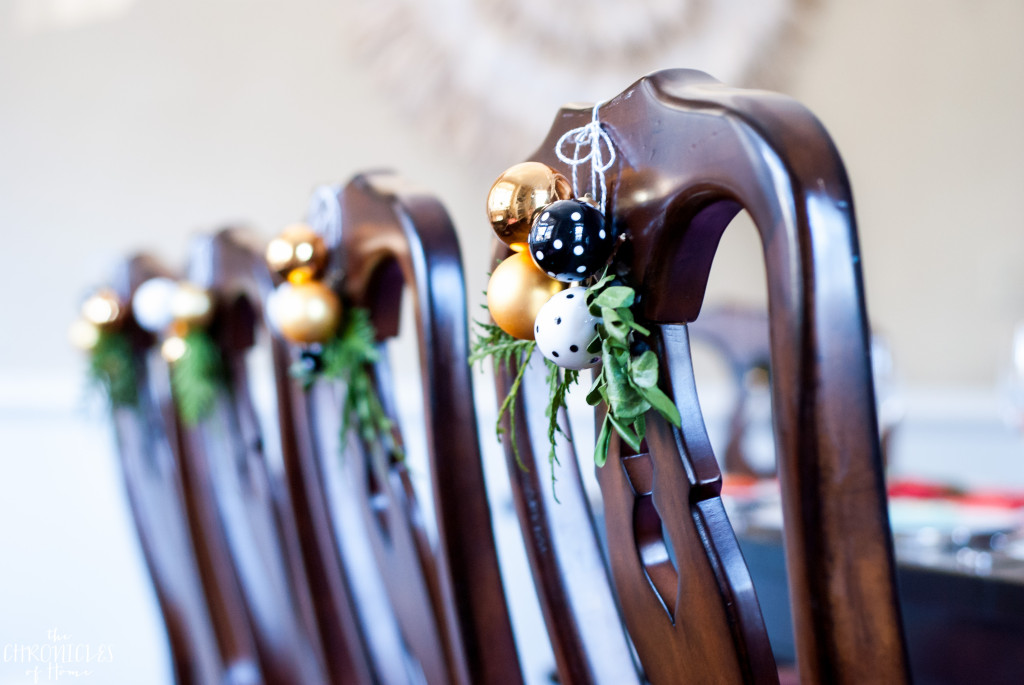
[267,280,342,344]
[160,335,188,363]
[266,223,328,282]
[487,250,566,340]
[81,288,124,329]
[487,162,572,248]
[170,282,215,329]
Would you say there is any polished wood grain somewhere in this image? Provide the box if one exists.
[493,68,910,684]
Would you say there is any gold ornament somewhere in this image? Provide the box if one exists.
[81,288,124,329]
[487,162,571,248]
[69,319,101,351]
[170,282,215,329]
[266,223,328,282]
[268,280,342,344]
[161,335,188,363]
[487,250,566,340]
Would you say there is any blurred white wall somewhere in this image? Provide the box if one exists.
[0,0,1022,388]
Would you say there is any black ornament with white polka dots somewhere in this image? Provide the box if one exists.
[528,199,613,283]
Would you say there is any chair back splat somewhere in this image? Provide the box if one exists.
[494,68,910,684]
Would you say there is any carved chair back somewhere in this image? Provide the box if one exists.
[492,69,910,684]
[174,229,331,685]
[297,172,523,685]
[114,255,262,685]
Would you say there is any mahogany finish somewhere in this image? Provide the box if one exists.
[112,255,262,685]
[493,69,910,683]
[299,173,523,685]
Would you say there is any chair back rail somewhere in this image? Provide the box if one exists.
[303,172,523,685]
[494,68,909,684]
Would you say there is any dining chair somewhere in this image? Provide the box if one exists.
[170,229,332,685]
[111,255,261,685]
[490,68,911,684]
[292,172,524,685]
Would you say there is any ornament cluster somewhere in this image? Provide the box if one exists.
[485,162,615,371]
[265,224,342,345]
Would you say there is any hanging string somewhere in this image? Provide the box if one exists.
[554,100,616,214]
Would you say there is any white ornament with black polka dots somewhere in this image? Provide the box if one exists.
[528,199,614,283]
[534,288,602,370]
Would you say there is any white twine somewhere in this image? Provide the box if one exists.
[307,184,344,246]
[554,100,616,214]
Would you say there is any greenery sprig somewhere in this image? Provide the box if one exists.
[469,319,537,469]
[583,271,681,466]
[470,269,683,488]
[469,318,581,494]
[293,307,400,460]
[89,329,138,408]
[171,330,224,425]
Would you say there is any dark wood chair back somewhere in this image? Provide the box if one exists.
[493,68,910,684]
[296,172,523,685]
[112,255,261,685]
[175,230,331,685]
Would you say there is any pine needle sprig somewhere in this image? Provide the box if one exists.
[469,318,536,470]
[171,330,224,426]
[544,361,579,498]
[90,329,138,408]
[320,307,400,460]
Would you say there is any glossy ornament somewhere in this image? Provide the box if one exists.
[487,162,572,248]
[68,319,101,351]
[161,335,188,363]
[267,280,342,344]
[529,199,613,282]
[81,288,124,329]
[170,282,215,329]
[534,288,602,369]
[266,223,329,282]
[132,277,178,333]
[487,250,566,340]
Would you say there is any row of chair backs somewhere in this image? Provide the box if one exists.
[109,69,909,685]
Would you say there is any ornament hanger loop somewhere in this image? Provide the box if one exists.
[555,100,616,214]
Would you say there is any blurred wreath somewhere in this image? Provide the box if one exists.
[341,0,816,163]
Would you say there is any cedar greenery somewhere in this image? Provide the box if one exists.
[89,329,138,408]
[468,319,537,469]
[171,330,224,425]
[293,307,400,459]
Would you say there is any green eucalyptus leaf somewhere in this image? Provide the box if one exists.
[638,383,682,427]
[601,307,630,343]
[630,350,659,388]
[607,412,642,452]
[592,286,635,310]
[594,414,612,467]
[633,414,647,443]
